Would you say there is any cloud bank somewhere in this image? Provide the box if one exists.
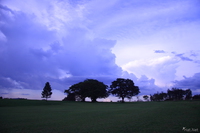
[173,73,200,94]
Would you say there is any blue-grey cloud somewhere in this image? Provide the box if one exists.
[1,93,8,95]
[171,51,200,64]
[154,50,165,53]
[173,73,200,92]
[21,93,30,96]
[122,72,162,95]
[0,5,122,94]
[194,60,200,64]
[190,51,198,57]
[175,54,193,61]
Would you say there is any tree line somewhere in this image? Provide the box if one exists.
[150,88,200,101]
[1,80,199,102]
[40,79,200,102]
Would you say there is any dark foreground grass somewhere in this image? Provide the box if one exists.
[0,99,199,133]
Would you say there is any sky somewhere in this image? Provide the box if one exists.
[0,0,200,101]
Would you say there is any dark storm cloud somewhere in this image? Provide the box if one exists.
[173,73,200,91]
[0,6,122,92]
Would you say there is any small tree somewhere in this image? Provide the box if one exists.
[143,95,149,101]
[150,92,167,101]
[41,82,52,101]
[110,78,140,102]
[185,89,192,100]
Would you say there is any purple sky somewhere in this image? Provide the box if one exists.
[0,0,200,101]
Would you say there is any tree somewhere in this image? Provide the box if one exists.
[64,79,109,102]
[84,79,109,102]
[167,88,188,100]
[109,78,140,102]
[143,95,149,101]
[185,89,192,100]
[65,82,87,102]
[41,82,52,101]
[150,88,193,101]
[150,92,167,101]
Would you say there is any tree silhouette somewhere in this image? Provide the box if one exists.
[167,88,190,100]
[62,93,76,101]
[65,82,87,102]
[185,89,192,100]
[150,92,167,101]
[41,82,52,101]
[65,79,108,102]
[109,78,140,102]
[143,95,149,101]
[150,88,193,101]
[84,79,108,102]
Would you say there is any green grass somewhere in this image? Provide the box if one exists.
[0,99,200,133]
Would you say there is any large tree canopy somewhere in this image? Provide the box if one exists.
[65,82,86,102]
[110,78,140,102]
[64,79,108,102]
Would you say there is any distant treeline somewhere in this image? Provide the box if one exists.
[0,97,27,100]
[150,88,200,101]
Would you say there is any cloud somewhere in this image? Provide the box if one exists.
[171,51,200,65]
[175,54,193,61]
[0,3,122,96]
[190,51,199,57]
[154,50,166,53]
[122,56,179,87]
[122,71,163,95]
[137,75,163,95]
[21,93,30,96]
[173,73,200,94]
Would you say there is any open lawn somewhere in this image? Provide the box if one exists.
[0,99,200,133]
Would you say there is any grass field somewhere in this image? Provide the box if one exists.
[0,99,199,133]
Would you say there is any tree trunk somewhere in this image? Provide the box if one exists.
[122,97,125,103]
[81,98,85,102]
[92,98,97,102]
